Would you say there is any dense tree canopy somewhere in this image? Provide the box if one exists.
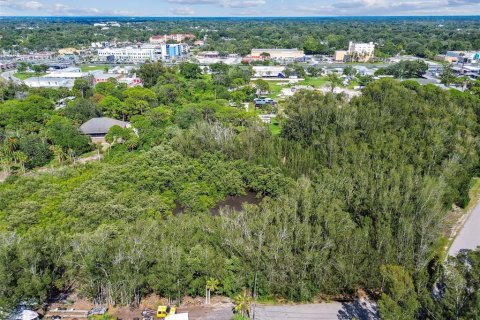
[1,71,479,320]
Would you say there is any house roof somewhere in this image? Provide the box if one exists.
[79,117,129,135]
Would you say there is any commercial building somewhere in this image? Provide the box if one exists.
[91,42,109,48]
[24,77,74,89]
[250,49,305,60]
[334,50,348,62]
[445,51,480,63]
[97,47,162,63]
[335,41,375,62]
[149,34,196,44]
[97,44,186,63]
[46,67,89,79]
[18,51,55,61]
[161,44,184,60]
[252,66,285,78]
[198,51,220,58]
[24,67,94,88]
[348,42,375,56]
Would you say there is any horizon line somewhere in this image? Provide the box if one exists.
[1,15,480,18]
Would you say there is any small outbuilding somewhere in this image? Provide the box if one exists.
[79,117,130,143]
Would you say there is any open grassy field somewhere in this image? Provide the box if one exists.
[14,72,46,80]
[297,76,329,87]
[267,82,286,98]
[80,65,110,72]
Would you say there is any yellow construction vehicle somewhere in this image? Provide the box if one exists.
[156,305,176,319]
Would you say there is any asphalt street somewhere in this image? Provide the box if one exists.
[448,200,480,256]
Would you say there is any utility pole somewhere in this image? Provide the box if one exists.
[252,272,257,320]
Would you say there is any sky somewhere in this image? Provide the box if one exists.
[1,0,480,17]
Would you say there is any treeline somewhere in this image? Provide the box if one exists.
[1,17,480,58]
[1,76,480,319]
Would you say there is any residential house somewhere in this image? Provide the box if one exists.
[80,117,131,143]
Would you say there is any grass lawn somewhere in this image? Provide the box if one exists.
[347,80,360,89]
[14,72,46,80]
[269,120,282,135]
[80,65,110,72]
[297,76,329,87]
[268,82,285,99]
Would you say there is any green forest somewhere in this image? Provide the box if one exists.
[1,61,480,319]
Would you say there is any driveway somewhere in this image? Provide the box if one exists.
[254,300,379,320]
[448,200,480,256]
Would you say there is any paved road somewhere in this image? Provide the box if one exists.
[1,69,22,84]
[448,200,480,256]
[254,300,379,320]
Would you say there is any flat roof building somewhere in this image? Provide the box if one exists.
[98,47,162,63]
[446,51,480,63]
[24,77,74,89]
[347,41,375,62]
[252,66,286,78]
[97,44,187,63]
[150,34,196,44]
[334,50,348,62]
[251,48,305,60]
[334,42,375,62]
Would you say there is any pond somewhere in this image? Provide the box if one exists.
[172,190,263,216]
[210,190,263,215]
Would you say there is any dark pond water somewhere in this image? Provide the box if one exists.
[172,190,263,216]
[210,191,263,215]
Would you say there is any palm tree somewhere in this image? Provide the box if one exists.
[12,151,27,174]
[67,148,76,164]
[50,145,65,167]
[234,289,253,318]
[0,153,13,176]
[205,278,219,305]
[4,137,19,157]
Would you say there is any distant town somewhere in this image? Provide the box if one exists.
[2,24,479,95]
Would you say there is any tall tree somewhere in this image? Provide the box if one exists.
[378,265,420,320]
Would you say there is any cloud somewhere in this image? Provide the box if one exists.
[0,0,136,15]
[448,0,480,5]
[51,3,101,15]
[292,0,480,15]
[166,0,266,8]
[0,0,44,10]
[170,6,196,15]
[1,0,479,16]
